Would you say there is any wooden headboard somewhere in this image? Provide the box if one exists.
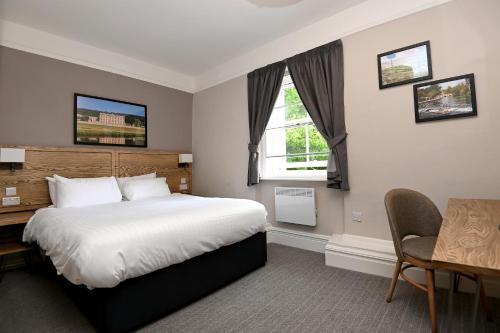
[0,145,192,213]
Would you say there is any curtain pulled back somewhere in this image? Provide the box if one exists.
[287,40,349,190]
[247,61,286,186]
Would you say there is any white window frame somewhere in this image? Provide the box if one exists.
[259,72,328,181]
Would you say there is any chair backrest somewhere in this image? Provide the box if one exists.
[384,188,442,260]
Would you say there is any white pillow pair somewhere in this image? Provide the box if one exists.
[47,173,171,208]
[47,173,159,204]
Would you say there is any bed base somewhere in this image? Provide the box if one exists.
[56,232,267,333]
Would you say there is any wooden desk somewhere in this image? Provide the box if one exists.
[432,198,500,276]
[432,198,500,329]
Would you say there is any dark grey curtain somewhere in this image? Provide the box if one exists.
[287,40,349,190]
[247,61,286,186]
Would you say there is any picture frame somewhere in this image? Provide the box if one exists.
[413,74,477,123]
[377,41,432,89]
[74,93,147,147]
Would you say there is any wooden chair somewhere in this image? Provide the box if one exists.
[384,189,442,333]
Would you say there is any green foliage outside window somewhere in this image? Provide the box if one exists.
[284,87,308,121]
[284,87,329,167]
[285,126,306,163]
[308,125,328,161]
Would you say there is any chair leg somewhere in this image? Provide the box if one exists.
[386,260,402,303]
[426,269,438,333]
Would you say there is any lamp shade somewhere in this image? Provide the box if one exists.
[0,148,25,163]
[179,154,193,164]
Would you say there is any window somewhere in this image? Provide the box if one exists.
[260,70,329,179]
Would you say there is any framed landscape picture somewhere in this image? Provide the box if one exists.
[377,41,432,89]
[413,74,477,123]
[74,94,147,147]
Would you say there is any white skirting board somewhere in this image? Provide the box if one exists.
[325,233,500,298]
[266,225,330,253]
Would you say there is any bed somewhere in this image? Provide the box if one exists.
[23,194,268,333]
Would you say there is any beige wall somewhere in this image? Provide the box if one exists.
[193,0,500,239]
[342,0,500,239]
[192,76,256,200]
[0,46,193,151]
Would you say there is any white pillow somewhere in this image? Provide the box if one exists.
[48,175,124,205]
[116,172,156,193]
[54,175,122,208]
[46,177,57,204]
[121,177,171,201]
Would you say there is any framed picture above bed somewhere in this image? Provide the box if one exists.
[74,93,147,147]
[377,41,432,89]
[413,73,477,123]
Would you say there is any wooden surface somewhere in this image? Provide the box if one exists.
[0,242,32,256]
[432,198,500,276]
[0,145,192,213]
[0,211,35,227]
[116,151,192,195]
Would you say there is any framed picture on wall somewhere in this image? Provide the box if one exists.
[413,74,477,123]
[377,41,432,89]
[74,94,147,147]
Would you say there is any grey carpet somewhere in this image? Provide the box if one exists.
[0,244,498,333]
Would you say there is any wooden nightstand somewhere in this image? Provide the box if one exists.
[0,211,34,228]
[0,210,35,281]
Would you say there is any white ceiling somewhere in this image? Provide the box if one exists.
[0,0,366,76]
[0,0,452,92]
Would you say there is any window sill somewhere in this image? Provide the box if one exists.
[259,177,326,182]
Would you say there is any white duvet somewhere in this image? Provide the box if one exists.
[23,194,267,289]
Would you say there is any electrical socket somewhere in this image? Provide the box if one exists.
[352,211,362,223]
[2,196,20,206]
[5,187,16,196]
[179,184,188,190]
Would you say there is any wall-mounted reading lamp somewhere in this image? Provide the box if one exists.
[178,153,193,169]
[0,148,26,171]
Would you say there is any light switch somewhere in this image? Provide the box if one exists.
[2,196,20,206]
[6,187,16,196]
[180,178,187,184]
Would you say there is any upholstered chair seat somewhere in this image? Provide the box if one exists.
[384,188,442,333]
[402,236,438,261]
